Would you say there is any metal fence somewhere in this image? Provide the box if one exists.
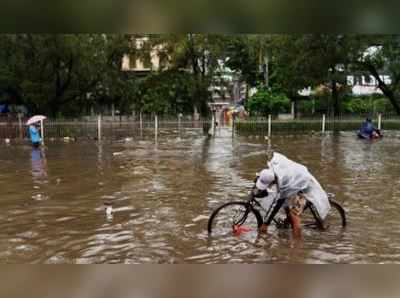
[235,113,400,136]
[0,116,211,141]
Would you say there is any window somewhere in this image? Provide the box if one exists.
[159,54,168,70]
[347,76,354,86]
[129,53,137,70]
[141,52,152,69]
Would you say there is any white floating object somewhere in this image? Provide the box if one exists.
[5,138,10,144]
[125,137,133,142]
[106,206,113,216]
[192,215,209,222]
[113,152,123,156]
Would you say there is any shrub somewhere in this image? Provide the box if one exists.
[246,88,290,116]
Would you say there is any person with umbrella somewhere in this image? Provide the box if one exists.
[26,115,46,148]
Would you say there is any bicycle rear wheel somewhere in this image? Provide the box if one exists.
[207,202,263,236]
[302,199,347,230]
[323,199,347,229]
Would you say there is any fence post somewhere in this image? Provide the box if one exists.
[378,113,382,130]
[268,114,272,137]
[40,119,45,145]
[155,115,158,141]
[322,114,326,133]
[97,115,102,141]
[291,101,295,119]
[210,113,215,136]
[18,113,23,139]
[111,103,115,121]
[139,112,143,137]
[232,116,235,137]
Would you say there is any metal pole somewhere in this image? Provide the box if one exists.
[210,113,215,136]
[111,103,115,121]
[268,114,272,137]
[18,113,23,139]
[140,112,143,137]
[378,113,382,130]
[40,119,45,145]
[97,115,102,141]
[291,101,295,119]
[322,114,326,133]
[155,115,158,141]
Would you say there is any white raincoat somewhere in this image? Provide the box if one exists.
[268,152,331,220]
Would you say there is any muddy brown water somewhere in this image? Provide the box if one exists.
[1,128,400,263]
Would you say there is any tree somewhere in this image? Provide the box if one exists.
[224,34,354,116]
[0,34,141,117]
[246,87,290,116]
[351,35,400,115]
[149,34,226,116]
[269,34,355,117]
[223,35,264,88]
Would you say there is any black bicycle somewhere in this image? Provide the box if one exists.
[207,187,346,236]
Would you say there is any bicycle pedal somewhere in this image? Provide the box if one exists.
[276,219,291,229]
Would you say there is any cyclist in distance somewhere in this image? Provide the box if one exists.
[358,118,382,139]
[253,152,331,238]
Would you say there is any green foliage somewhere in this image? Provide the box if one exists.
[223,35,265,87]
[246,88,290,116]
[0,34,139,117]
[137,70,210,116]
[2,34,400,118]
[342,96,394,114]
[149,34,224,116]
[343,98,370,114]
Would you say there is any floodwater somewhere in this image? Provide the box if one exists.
[1,128,400,264]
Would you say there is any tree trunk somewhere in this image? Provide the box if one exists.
[363,62,400,115]
[264,54,269,88]
[332,79,340,118]
[49,102,60,118]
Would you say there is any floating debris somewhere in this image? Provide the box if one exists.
[104,201,113,219]
[192,215,209,222]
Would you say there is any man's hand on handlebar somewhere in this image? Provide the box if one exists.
[252,187,269,198]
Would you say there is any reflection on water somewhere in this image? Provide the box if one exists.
[31,148,48,184]
[0,129,400,263]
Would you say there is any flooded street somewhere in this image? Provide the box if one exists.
[1,128,400,263]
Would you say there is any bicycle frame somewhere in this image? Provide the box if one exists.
[249,190,326,225]
[248,191,285,226]
[244,185,335,229]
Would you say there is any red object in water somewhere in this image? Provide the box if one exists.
[232,225,251,236]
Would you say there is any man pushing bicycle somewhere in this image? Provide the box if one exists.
[251,152,331,237]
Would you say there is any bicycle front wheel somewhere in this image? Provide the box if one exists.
[207,202,263,236]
